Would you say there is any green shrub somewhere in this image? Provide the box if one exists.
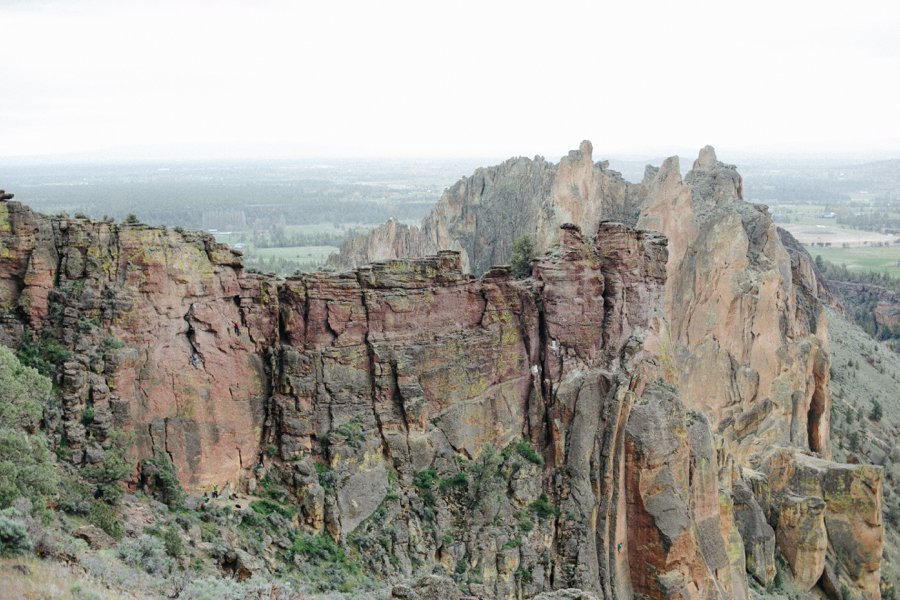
[88,501,124,540]
[139,451,184,507]
[848,431,861,453]
[239,508,263,528]
[439,472,468,493]
[259,467,289,502]
[84,430,133,505]
[515,509,534,532]
[468,445,504,507]
[57,473,93,516]
[509,234,536,278]
[76,316,97,333]
[530,493,560,520]
[0,348,59,515]
[16,332,71,380]
[81,406,95,426]
[455,558,468,574]
[515,439,544,466]
[160,525,184,559]
[0,508,31,556]
[0,429,57,510]
[887,503,900,528]
[332,418,365,448]
[118,534,171,575]
[250,499,292,519]
[0,346,52,431]
[414,468,438,506]
[292,533,346,563]
[870,400,883,422]
[289,532,366,593]
[771,566,783,590]
[101,335,125,352]
[315,463,335,494]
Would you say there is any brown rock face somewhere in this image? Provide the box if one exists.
[0,203,264,488]
[0,142,884,599]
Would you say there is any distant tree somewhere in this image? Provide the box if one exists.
[509,234,536,278]
[870,400,883,422]
[124,214,141,225]
[848,430,861,453]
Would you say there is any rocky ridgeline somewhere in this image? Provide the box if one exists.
[326,141,640,275]
[0,144,883,599]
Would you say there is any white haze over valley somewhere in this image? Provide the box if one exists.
[2,0,899,162]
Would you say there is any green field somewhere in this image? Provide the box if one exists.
[239,245,340,275]
[248,245,338,261]
[807,244,900,276]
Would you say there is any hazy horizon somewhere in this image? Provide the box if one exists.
[3,0,900,163]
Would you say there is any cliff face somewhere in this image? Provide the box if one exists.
[637,147,831,462]
[0,204,264,489]
[326,141,640,275]
[0,143,884,599]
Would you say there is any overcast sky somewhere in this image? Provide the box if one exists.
[2,0,899,160]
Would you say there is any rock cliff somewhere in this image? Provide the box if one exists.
[326,141,640,275]
[0,143,884,599]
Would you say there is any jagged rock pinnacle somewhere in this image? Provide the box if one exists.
[693,145,718,171]
[579,139,593,159]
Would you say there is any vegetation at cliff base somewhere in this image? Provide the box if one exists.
[0,346,57,512]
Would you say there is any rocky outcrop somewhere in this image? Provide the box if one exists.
[754,447,884,599]
[0,142,885,599]
[731,478,776,586]
[829,279,900,328]
[0,197,744,597]
[637,147,831,463]
[327,141,640,274]
[333,144,834,460]
[0,203,263,489]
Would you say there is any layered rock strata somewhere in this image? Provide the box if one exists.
[324,143,884,598]
[0,142,884,599]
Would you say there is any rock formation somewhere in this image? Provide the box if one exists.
[0,142,885,599]
[326,141,640,275]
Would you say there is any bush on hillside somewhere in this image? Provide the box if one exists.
[140,451,185,507]
[118,534,171,575]
[0,344,52,431]
[0,508,32,556]
[0,429,58,510]
[84,430,133,505]
[0,346,58,512]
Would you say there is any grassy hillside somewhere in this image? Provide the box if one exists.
[827,307,900,598]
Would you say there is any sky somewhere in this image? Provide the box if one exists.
[2,0,900,160]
